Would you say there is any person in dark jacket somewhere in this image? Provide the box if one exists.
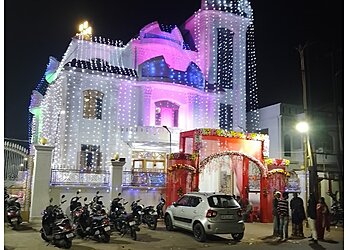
[272,191,281,237]
[290,192,306,237]
[307,193,318,243]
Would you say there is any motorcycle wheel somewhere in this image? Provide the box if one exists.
[147,215,157,230]
[40,230,50,242]
[130,228,137,241]
[330,214,337,226]
[76,227,86,238]
[101,232,110,243]
[12,221,20,230]
[63,239,72,249]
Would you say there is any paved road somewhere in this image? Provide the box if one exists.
[4,220,344,250]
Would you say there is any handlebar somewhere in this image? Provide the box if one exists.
[70,196,82,202]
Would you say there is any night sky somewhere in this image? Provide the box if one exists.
[4,0,344,143]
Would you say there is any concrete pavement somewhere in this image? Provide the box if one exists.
[20,220,347,242]
[4,220,344,249]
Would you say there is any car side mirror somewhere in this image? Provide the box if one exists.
[172,202,178,207]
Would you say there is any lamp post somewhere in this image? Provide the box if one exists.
[163,126,172,156]
[296,121,310,226]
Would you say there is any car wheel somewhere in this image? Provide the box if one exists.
[231,232,244,241]
[193,223,206,242]
[164,214,174,231]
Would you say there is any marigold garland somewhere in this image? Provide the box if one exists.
[265,158,290,166]
[194,128,267,142]
[267,168,290,177]
[168,164,196,173]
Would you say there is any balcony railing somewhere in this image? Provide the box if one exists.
[122,170,166,187]
[50,169,166,188]
[50,169,110,187]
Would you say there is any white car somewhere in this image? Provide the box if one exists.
[164,192,245,242]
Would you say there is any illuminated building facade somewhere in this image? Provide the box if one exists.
[28,0,259,195]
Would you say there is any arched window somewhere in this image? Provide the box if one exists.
[155,100,179,127]
[284,135,291,157]
[83,90,104,119]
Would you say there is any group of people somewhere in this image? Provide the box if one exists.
[272,191,331,243]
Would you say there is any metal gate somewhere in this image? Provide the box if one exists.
[4,140,33,221]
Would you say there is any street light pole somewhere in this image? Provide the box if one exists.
[297,45,310,215]
[297,44,318,223]
[296,121,310,216]
[163,126,172,156]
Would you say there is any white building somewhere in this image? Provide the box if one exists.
[248,103,343,208]
[28,0,260,207]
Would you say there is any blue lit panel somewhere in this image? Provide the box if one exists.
[140,56,204,90]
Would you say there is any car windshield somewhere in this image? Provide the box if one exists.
[207,195,240,208]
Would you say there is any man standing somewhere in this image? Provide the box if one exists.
[277,192,289,241]
[290,192,306,237]
[307,193,318,243]
[272,191,281,237]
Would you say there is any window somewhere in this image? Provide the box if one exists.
[83,90,104,119]
[189,196,202,207]
[315,134,334,153]
[219,103,233,130]
[177,196,191,206]
[208,195,239,208]
[284,135,291,157]
[155,100,179,127]
[293,134,302,150]
[80,144,101,172]
[132,159,165,172]
[216,28,234,89]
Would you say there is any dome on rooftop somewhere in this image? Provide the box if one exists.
[139,21,184,47]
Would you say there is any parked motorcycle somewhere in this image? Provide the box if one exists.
[131,199,158,230]
[84,191,111,243]
[69,190,82,218]
[327,190,344,226]
[109,193,139,240]
[156,194,166,219]
[40,195,75,249]
[6,196,22,230]
[71,196,90,238]
[330,201,344,226]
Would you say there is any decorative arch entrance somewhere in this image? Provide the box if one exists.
[165,128,271,222]
[198,151,269,222]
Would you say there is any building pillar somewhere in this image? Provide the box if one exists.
[110,160,126,200]
[29,145,54,222]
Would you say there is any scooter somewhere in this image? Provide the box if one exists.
[6,196,22,230]
[109,193,139,240]
[71,197,90,238]
[40,195,75,249]
[84,191,111,243]
[69,190,82,219]
[327,190,344,226]
[156,194,166,219]
[330,201,343,226]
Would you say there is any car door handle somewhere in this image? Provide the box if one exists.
[193,210,197,214]
[181,209,184,212]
